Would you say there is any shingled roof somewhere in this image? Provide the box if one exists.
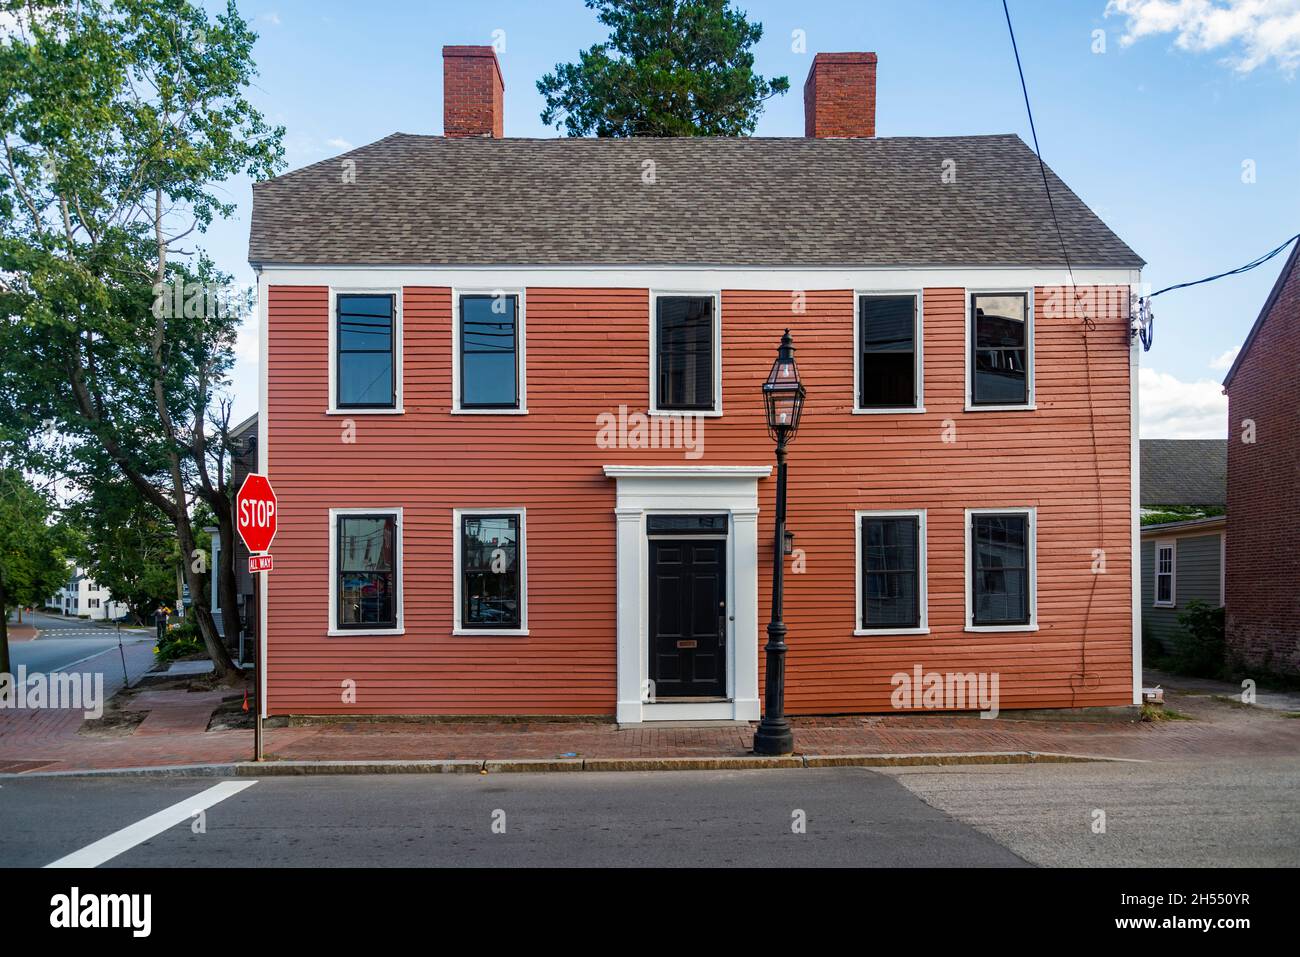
[248,133,1143,269]
[1140,439,1228,507]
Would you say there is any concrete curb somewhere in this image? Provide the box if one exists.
[0,750,1138,780]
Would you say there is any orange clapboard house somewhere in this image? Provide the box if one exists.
[248,46,1145,722]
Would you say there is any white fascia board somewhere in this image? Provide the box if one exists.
[260,265,1139,292]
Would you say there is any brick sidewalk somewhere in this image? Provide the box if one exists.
[3,682,1299,773]
[5,622,38,643]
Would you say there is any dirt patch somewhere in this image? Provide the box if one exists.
[207,693,256,731]
[78,687,148,738]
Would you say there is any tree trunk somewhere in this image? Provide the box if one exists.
[213,500,242,662]
[174,512,240,681]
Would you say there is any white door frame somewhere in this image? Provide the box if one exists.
[604,466,770,724]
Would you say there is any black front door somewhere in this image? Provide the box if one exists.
[649,539,726,698]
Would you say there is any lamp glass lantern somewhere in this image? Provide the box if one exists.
[762,329,806,441]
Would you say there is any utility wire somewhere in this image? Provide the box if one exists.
[1148,232,1300,299]
[1001,0,1092,329]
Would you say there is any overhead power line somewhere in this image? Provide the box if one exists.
[1148,233,1300,299]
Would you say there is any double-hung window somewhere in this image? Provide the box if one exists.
[654,295,718,413]
[455,509,527,634]
[458,293,521,410]
[968,509,1036,629]
[331,510,401,633]
[336,294,397,410]
[970,292,1031,407]
[857,511,927,633]
[858,294,921,410]
[1154,541,1175,607]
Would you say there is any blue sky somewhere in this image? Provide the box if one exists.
[207,0,1300,436]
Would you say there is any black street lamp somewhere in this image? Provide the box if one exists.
[754,329,806,756]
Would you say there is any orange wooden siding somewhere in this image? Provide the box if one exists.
[265,283,1134,715]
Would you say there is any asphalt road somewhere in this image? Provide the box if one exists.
[7,612,150,676]
[0,768,1028,868]
[6,757,1299,868]
[880,757,1300,867]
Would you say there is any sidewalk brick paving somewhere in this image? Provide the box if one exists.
[2,679,1298,773]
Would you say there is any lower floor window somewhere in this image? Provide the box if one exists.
[860,514,922,629]
[459,511,525,630]
[1154,542,1175,606]
[335,512,398,630]
[970,511,1031,626]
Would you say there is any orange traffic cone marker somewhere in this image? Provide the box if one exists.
[242,689,250,713]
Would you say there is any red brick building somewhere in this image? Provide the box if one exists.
[1223,241,1300,676]
[248,47,1146,721]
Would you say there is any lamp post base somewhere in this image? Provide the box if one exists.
[752,716,794,756]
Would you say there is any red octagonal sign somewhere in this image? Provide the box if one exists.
[236,474,278,554]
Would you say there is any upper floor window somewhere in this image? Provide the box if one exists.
[331,510,401,634]
[654,295,718,413]
[968,509,1035,629]
[858,294,921,411]
[336,294,396,409]
[970,293,1031,408]
[459,294,520,410]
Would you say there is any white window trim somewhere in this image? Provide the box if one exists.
[328,507,404,636]
[1154,539,1176,608]
[451,287,528,415]
[964,506,1038,633]
[649,290,723,417]
[327,287,404,415]
[853,291,925,414]
[1218,532,1225,608]
[854,509,929,636]
[964,288,1036,412]
[452,507,529,636]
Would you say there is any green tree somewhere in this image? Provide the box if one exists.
[539,0,788,137]
[0,0,283,681]
[67,470,177,624]
[0,469,71,675]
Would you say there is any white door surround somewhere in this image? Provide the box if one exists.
[604,465,770,724]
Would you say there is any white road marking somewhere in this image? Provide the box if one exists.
[44,781,257,868]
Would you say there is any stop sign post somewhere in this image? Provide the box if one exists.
[236,474,278,564]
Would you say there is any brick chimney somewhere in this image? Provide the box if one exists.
[803,52,877,138]
[443,45,504,138]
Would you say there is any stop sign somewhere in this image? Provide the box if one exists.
[236,474,278,553]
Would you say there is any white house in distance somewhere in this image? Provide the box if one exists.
[46,566,128,620]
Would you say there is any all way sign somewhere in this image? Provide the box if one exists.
[236,474,278,563]
[249,554,275,573]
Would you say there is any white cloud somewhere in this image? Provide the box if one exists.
[259,12,282,27]
[1140,366,1229,438]
[1209,345,1241,369]
[1105,0,1300,73]
[326,138,354,151]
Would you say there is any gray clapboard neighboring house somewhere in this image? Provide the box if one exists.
[1140,439,1227,652]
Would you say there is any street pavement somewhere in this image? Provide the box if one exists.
[7,612,151,677]
[880,756,1300,867]
[4,757,1299,868]
[1,768,1029,868]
